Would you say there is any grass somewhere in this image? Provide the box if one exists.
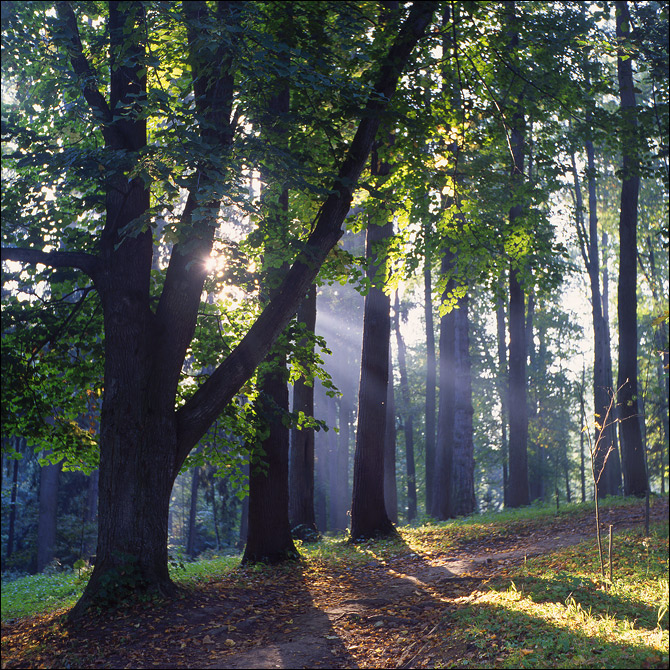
[435,522,669,668]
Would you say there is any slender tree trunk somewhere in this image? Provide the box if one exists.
[508,268,529,507]
[384,347,398,523]
[496,295,509,507]
[186,466,200,557]
[424,232,437,515]
[334,394,352,531]
[37,456,62,573]
[452,294,475,516]
[433,254,456,520]
[505,2,529,509]
[289,285,318,537]
[6,447,20,558]
[615,0,647,497]
[394,293,417,520]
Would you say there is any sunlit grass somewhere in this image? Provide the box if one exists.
[437,522,669,669]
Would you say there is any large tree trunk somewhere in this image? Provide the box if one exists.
[10,1,436,617]
[615,0,647,497]
[289,285,318,537]
[572,145,622,497]
[350,214,396,540]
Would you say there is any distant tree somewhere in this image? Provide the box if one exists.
[615,0,647,497]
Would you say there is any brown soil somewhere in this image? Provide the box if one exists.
[1,498,667,669]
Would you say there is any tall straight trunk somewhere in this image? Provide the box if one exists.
[384,347,398,523]
[579,366,587,503]
[615,0,647,497]
[527,291,542,502]
[505,1,529,508]
[350,204,395,538]
[572,146,622,497]
[6,445,20,558]
[647,240,669,493]
[424,232,437,515]
[433,253,456,520]
[496,294,509,507]
[394,293,417,520]
[507,268,529,507]
[327,394,343,530]
[452,294,475,516]
[289,285,318,537]
[37,456,62,572]
[186,466,200,557]
[336,397,352,530]
[351,124,398,540]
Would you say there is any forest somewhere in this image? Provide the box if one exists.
[1,1,668,667]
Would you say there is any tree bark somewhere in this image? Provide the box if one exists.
[394,294,417,521]
[424,239,437,515]
[504,1,529,509]
[350,215,395,540]
[37,456,62,573]
[496,294,510,507]
[615,0,647,497]
[384,347,399,523]
[289,285,318,537]
[452,294,475,516]
[433,254,456,520]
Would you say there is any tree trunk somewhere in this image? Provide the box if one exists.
[615,0,647,497]
[37,456,62,573]
[350,213,395,540]
[496,294,510,507]
[394,293,417,521]
[507,268,529,507]
[505,2,529,508]
[6,443,20,559]
[424,237,437,515]
[452,294,475,516]
[22,0,437,616]
[433,253,456,520]
[384,347,398,523]
[186,466,200,557]
[289,285,318,538]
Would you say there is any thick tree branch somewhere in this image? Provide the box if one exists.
[175,0,438,465]
[55,2,124,148]
[1,247,99,279]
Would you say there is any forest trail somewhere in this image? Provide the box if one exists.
[1,499,666,669]
[203,501,668,670]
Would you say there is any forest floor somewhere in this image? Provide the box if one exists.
[1,497,668,669]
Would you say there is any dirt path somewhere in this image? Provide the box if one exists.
[203,501,668,669]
